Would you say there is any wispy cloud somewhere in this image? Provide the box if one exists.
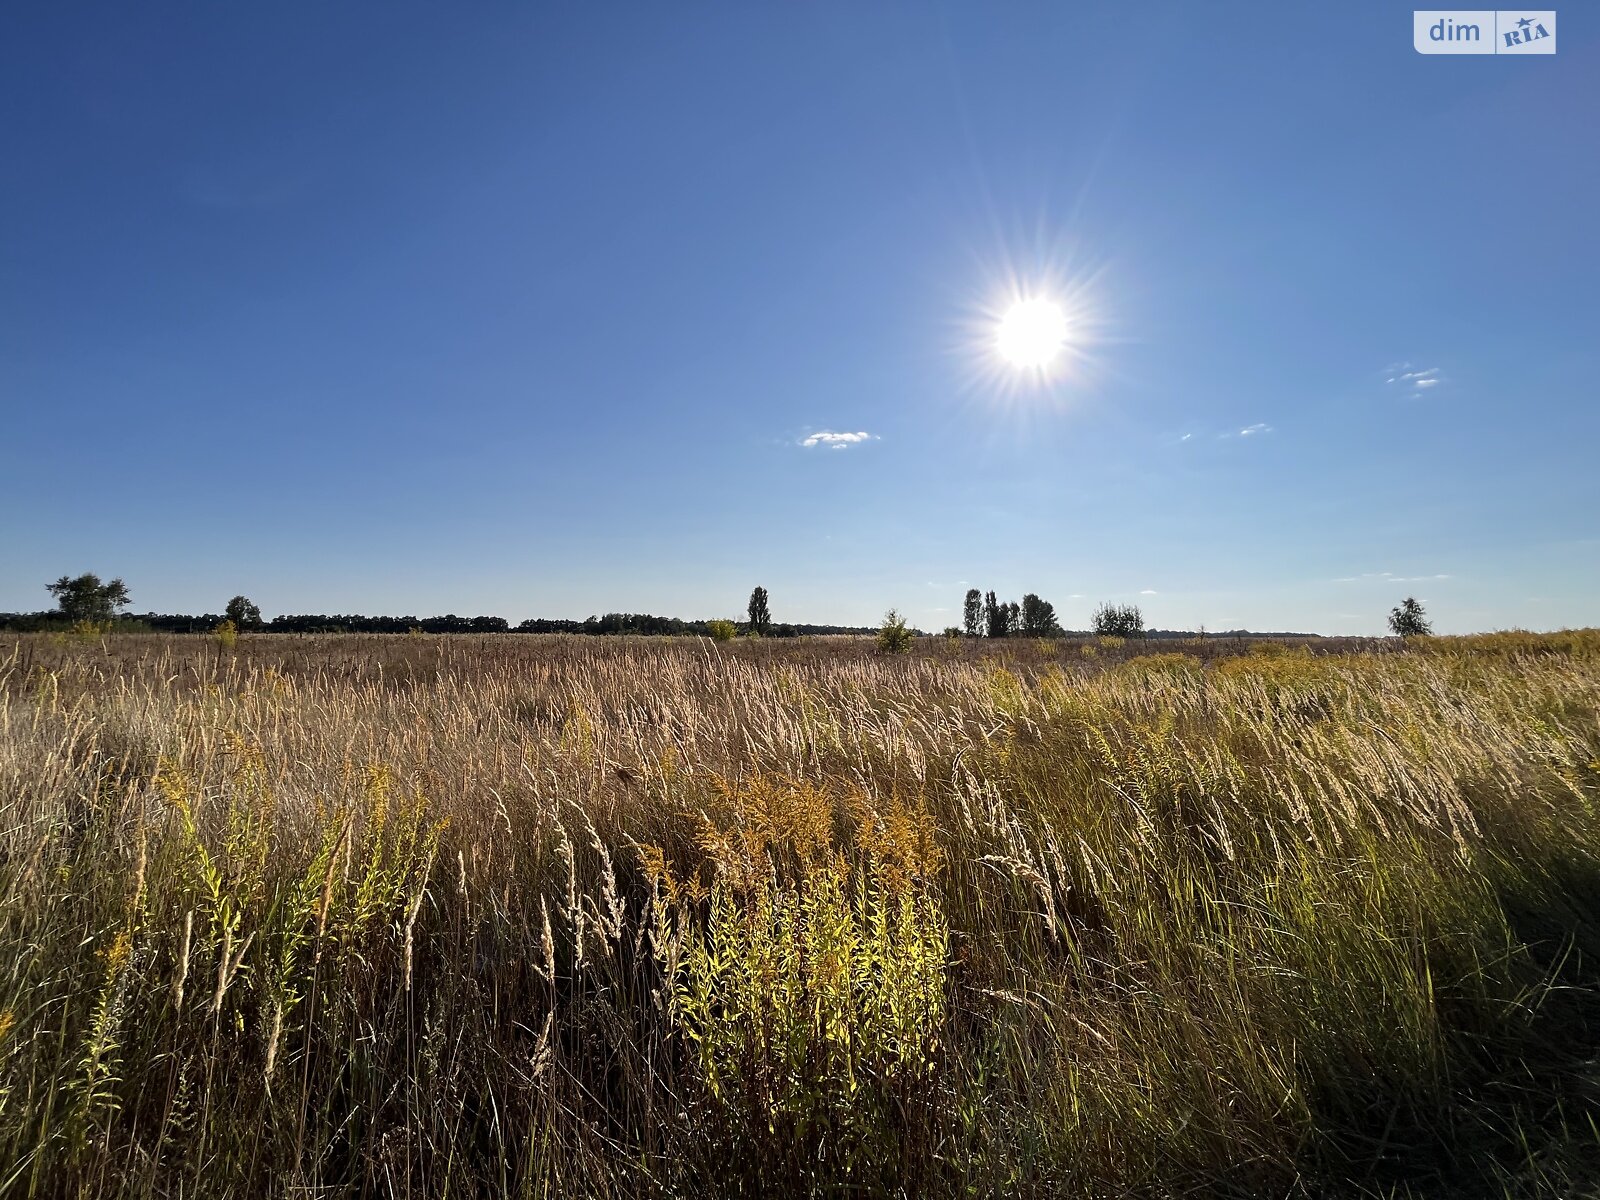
[1385,365,1443,395]
[1139,589,1158,595]
[1179,432,1193,442]
[1334,571,1453,583]
[801,430,876,449]
[1216,423,1273,440]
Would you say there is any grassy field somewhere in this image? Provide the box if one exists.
[2,630,1599,1197]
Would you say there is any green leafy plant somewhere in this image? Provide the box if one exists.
[877,609,913,654]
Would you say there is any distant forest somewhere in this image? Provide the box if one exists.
[0,610,1315,640]
[0,610,884,638]
[1,574,1322,639]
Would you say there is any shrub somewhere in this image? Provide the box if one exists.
[705,619,737,643]
[877,609,913,654]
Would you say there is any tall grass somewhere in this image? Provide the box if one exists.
[2,631,1599,1197]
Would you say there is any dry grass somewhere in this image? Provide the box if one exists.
[2,630,1599,1197]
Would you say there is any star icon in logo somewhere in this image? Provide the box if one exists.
[1517,15,1534,29]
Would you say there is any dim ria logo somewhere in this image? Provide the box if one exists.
[1414,10,1555,53]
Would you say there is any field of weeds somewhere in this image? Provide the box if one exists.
[2,630,1599,1197]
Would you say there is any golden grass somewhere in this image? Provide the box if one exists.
[2,630,1599,1197]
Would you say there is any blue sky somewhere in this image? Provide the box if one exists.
[3,4,1595,634]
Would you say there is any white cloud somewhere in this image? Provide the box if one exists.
[801,430,875,449]
[1180,433,1193,442]
[1068,593,1083,599]
[1386,365,1443,395]
[1140,589,1158,595]
[1237,423,1272,436]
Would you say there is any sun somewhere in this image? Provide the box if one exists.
[995,298,1069,369]
[956,246,1109,405]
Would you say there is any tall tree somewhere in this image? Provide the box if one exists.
[46,573,129,623]
[984,590,1007,638]
[1006,601,1022,636]
[1020,593,1061,636]
[224,595,263,630]
[747,586,771,635]
[1387,597,1431,637]
[962,588,983,638]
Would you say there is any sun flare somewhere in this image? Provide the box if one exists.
[958,250,1108,404]
[995,298,1069,369]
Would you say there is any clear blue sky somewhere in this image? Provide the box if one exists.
[3,4,1595,634]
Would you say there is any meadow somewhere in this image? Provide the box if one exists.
[2,629,1599,1197]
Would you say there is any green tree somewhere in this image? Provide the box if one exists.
[46,573,129,623]
[962,588,983,638]
[877,609,913,654]
[224,595,263,630]
[705,619,737,643]
[747,586,772,636]
[1020,593,1061,636]
[1388,597,1432,637]
[1092,602,1145,638]
[1005,601,1021,636]
[984,590,1007,638]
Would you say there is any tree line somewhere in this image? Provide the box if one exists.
[3,572,1436,639]
[0,575,875,638]
[956,588,1139,638]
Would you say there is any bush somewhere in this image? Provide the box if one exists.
[705,619,737,643]
[877,609,913,654]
